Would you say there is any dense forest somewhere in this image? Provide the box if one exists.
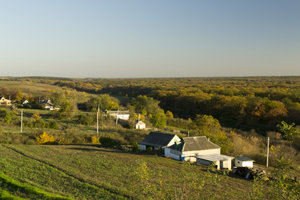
[27,76,300,133]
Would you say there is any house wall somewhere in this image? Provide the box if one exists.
[117,114,130,120]
[182,148,220,158]
[166,148,221,162]
[164,148,171,157]
[135,124,146,129]
[197,159,213,166]
[139,144,146,151]
[235,160,253,168]
[165,148,181,160]
[221,160,232,170]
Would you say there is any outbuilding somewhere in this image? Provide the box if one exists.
[196,154,234,170]
[235,157,254,168]
[135,120,146,129]
[107,110,130,121]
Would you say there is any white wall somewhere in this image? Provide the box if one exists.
[221,160,232,170]
[117,114,130,120]
[166,148,221,162]
[235,160,253,168]
[182,148,220,158]
[167,135,181,147]
[135,123,146,129]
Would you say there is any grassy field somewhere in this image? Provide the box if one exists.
[0,144,255,200]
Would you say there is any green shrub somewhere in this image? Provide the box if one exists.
[100,136,120,147]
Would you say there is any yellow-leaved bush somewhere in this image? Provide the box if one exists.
[35,132,55,144]
[91,136,99,144]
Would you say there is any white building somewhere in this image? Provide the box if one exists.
[138,132,180,151]
[0,97,12,106]
[135,120,146,129]
[235,157,254,168]
[40,99,59,111]
[107,110,130,121]
[196,154,234,170]
[164,136,221,162]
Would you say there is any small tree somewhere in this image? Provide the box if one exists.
[36,132,55,144]
[166,110,174,119]
[277,121,300,141]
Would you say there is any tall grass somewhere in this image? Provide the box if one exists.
[0,172,73,200]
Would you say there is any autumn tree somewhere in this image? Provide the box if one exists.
[277,121,300,141]
[86,94,119,111]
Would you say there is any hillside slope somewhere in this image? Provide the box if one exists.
[0,144,253,200]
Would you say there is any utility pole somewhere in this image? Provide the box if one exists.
[188,131,189,137]
[266,137,270,167]
[116,109,119,124]
[96,106,99,136]
[20,110,23,133]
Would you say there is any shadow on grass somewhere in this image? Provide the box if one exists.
[66,145,162,157]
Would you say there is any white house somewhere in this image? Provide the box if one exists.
[235,157,255,168]
[135,120,146,129]
[196,154,234,170]
[21,99,29,105]
[107,110,130,121]
[0,97,12,106]
[138,132,180,151]
[164,136,221,162]
[40,99,59,111]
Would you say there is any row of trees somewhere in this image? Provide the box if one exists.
[38,77,300,133]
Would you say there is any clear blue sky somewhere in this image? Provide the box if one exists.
[0,0,299,78]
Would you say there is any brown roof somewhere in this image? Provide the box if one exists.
[139,132,177,148]
[169,136,220,152]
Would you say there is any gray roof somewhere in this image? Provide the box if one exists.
[235,157,254,162]
[169,136,220,152]
[196,154,234,162]
[139,132,177,148]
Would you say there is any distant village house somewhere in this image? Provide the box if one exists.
[40,99,59,111]
[135,120,146,129]
[0,97,12,106]
[106,110,130,120]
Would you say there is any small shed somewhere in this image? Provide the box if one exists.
[196,154,234,170]
[135,120,146,129]
[235,157,254,168]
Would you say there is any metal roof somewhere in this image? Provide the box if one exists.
[196,154,234,162]
[235,157,254,162]
[139,132,177,148]
[168,136,220,152]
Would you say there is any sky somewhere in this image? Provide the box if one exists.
[0,0,299,78]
